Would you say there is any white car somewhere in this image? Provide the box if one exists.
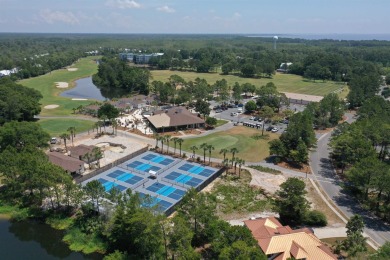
[249,116,255,120]
[271,127,279,133]
[50,137,57,144]
[231,112,237,116]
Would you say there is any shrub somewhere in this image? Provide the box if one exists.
[304,210,327,227]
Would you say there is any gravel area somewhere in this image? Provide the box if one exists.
[73,134,148,166]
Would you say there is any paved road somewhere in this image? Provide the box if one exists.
[310,112,390,247]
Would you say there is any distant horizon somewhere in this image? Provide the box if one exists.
[1,1,389,37]
[1,32,390,41]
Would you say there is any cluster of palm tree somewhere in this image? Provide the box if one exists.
[220,148,245,177]
[59,126,77,151]
[187,143,215,165]
[154,133,184,157]
[82,146,104,169]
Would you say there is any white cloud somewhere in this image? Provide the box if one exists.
[233,12,241,19]
[39,9,79,25]
[157,5,175,13]
[106,0,141,9]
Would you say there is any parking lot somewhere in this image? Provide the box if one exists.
[209,99,299,134]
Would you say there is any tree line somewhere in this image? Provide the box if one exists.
[330,96,390,221]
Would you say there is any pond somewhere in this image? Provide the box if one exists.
[60,77,106,101]
[0,217,102,260]
[60,77,130,101]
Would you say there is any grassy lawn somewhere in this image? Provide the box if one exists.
[38,118,95,137]
[321,237,376,259]
[151,70,346,97]
[180,126,278,162]
[18,56,101,116]
[215,119,229,127]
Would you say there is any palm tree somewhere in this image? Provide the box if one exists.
[160,135,165,154]
[100,115,108,133]
[190,145,198,161]
[219,148,229,161]
[176,138,184,157]
[154,133,160,148]
[92,147,103,168]
[200,143,208,163]
[172,137,179,155]
[230,147,239,161]
[234,157,239,174]
[238,159,245,178]
[94,122,100,133]
[67,126,76,146]
[134,118,141,130]
[229,157,235,168]
[207,144,215,165]
[82,152,93,169]
[223,158,229,174]
[165,135,172,154]
[111,119,118,135]
[60,133,70,151]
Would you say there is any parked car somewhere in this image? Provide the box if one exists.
[215,109,222,113]
[50,137,57,144]
[271,127,279,133]
[249,116,255,120]
[266,126,274,131]
[231,112,237,116]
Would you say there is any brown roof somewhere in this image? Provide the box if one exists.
[48,152,84,173]
[69,144,95,158]
[147,107,204,129]
[244,217,337,260]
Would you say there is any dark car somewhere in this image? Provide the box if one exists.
[266,126,274,131]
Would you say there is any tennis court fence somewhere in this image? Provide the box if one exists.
[75,146,148,183]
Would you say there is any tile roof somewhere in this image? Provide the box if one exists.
[244,217,337,260]
[48,152,84,173]
[147,106,204,128]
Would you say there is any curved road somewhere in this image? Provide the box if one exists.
[310,113,390,247]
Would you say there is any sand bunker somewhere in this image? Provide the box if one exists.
[72,98,88,101]
[55,82,69,88]
[44,104,59,109]
[67,68,78,71]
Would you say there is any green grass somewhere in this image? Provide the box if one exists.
[180,126,278,162]
[18,56,101,116]
[321,237,376,260]
[211,170,272,215]
[63,228,107,254]
[215,119,229,127]
[46,215,75,230]
[38,118,95,137]
[248,165,282,175]
[151,70,346,96]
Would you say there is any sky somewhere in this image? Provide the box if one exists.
[1,0,390,35]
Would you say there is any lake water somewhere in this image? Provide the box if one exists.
[0,217,102,260]
[60,77,106,101]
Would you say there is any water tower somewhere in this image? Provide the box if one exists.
[273,36,278,50]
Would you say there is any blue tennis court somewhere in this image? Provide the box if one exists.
[142,153,174,166]
[98,178,127,192]
[107,169,144,185]
[179,163,215,177]
[165,171,203,187]
[139,192,173,212]
[127,160,161,172]
[146,183,186,200]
